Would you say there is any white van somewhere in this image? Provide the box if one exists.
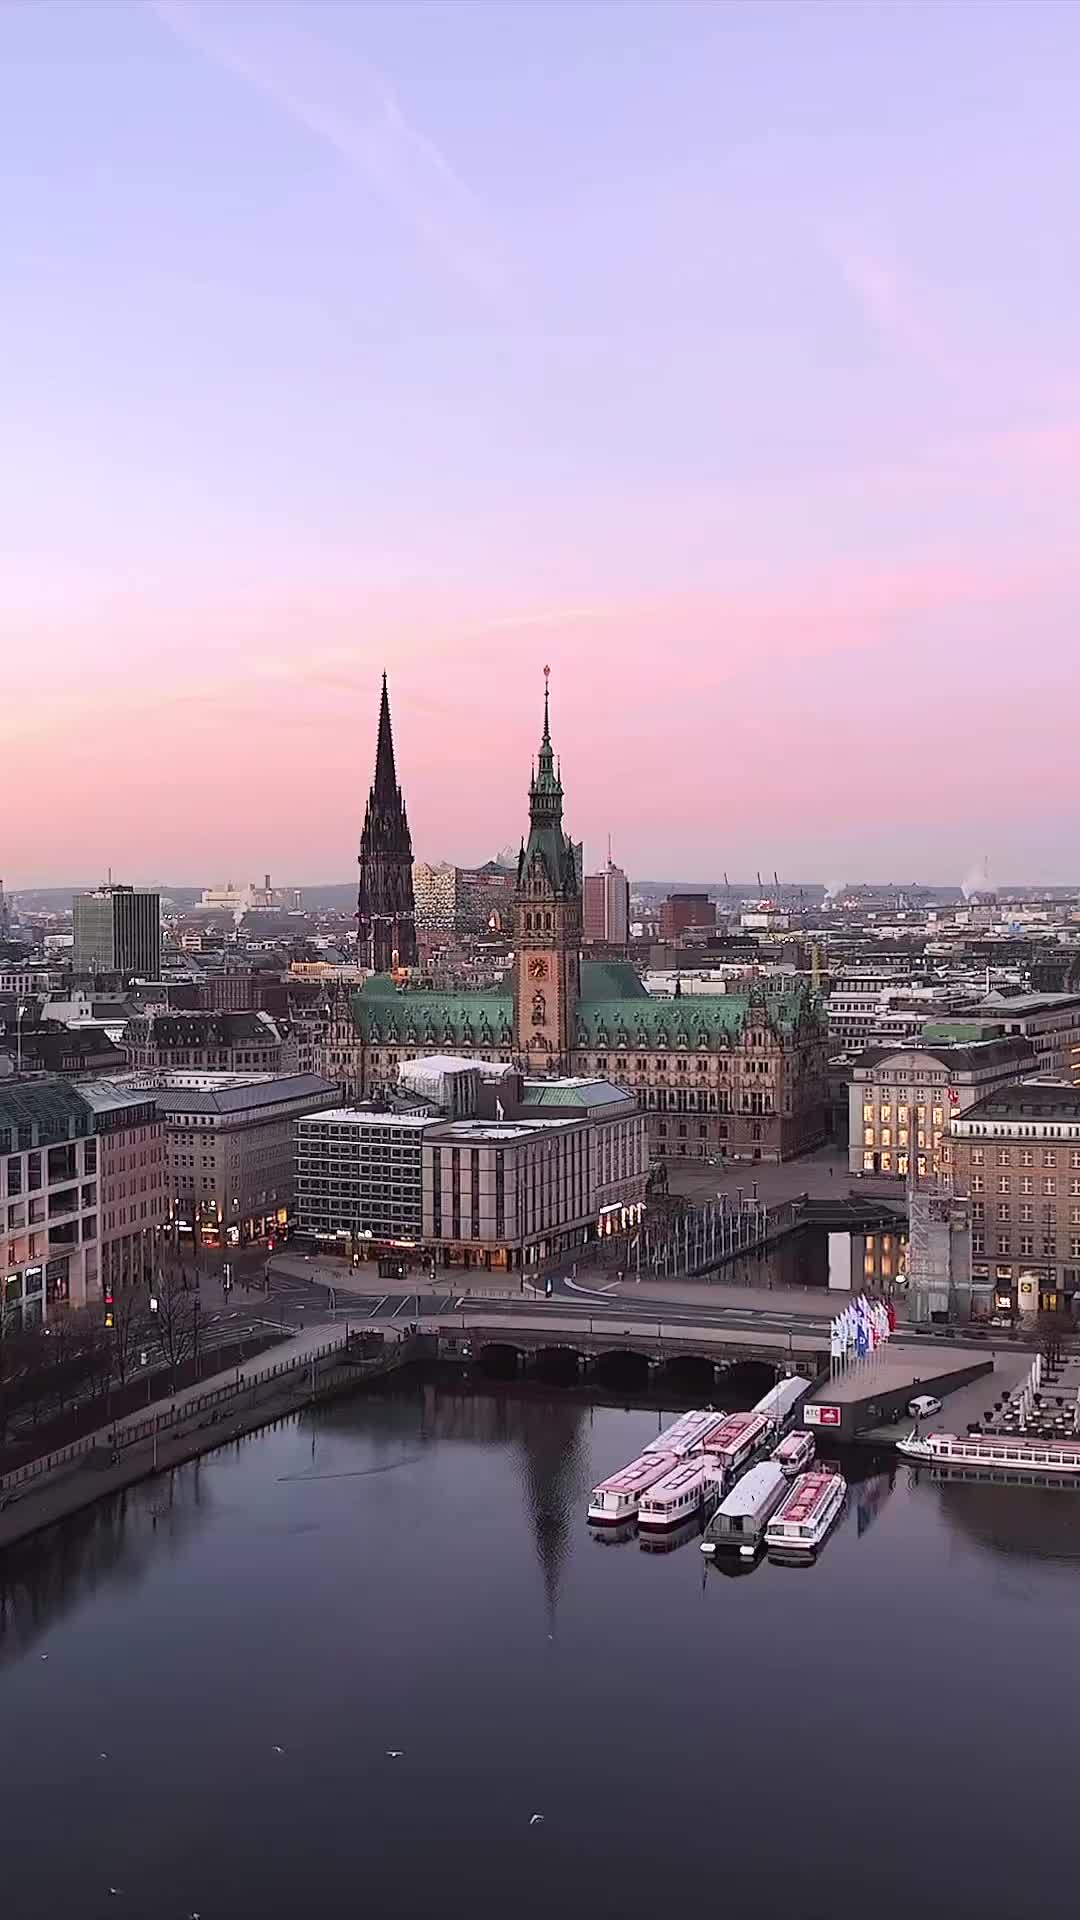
[908,1394,943,1419]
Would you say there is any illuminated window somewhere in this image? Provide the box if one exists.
[898,1154,908,1176]
[862,1151,875,1173]
[898,1127,909,1148]
[917,1106,926,1125]
[881,1128,892,1148]
[897,1104,909,1123]
[880,1152,892,1172]
[864,1126,875,1148]
[862,1104,874,1124]
[880,1103,892,1123]
[933,1107,944,1127]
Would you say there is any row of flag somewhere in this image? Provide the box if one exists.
[829,1294,897,1370]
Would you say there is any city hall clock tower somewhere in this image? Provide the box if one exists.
[513,669,581,1073]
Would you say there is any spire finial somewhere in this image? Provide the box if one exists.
[542,663,551,744]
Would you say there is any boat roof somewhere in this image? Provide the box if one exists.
[704,1412,772,1455]
[753,1376,810,1422]
[931,1431,1080,1454]
[645,1455,720,1497]
[592,1452,676,1494]
[774,1430,813,1458]
[774,1471,844,1523]
[716,1462,788,1517]
[643,1409,727,1457]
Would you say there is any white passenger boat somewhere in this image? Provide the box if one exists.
[587,1451,677,1526]
[643,1409,728,1459]
[752,1375,810,1434]
[898,1431,1080,1477]
[772,1430,816,1478]
[701,1461,789,1559]
[637,1455,725,1533]
[701,1412,773,1486]
[765,1470,847,1557]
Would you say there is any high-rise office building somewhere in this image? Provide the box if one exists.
[73,885,161,979]
[583,861,630,949]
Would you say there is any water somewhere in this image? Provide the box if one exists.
[3,1379,1080,1919]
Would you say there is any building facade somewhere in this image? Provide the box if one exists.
[295,1110,429,1247]
[659,893,716,941]
[328,680,826,1163]
[76,1083,168,1299]
[848,1038,1035,1178]
[156,1072,339,1247]
[947,1083,1080,1315]
[357,674,417,972]
[583,862,630,948]
[122,1010,285,1075]
[73,885,161,980]
[0,1081,100,1323]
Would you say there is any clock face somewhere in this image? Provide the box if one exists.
[528,957,548,981]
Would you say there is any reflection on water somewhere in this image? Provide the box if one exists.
[2,1381,1080,1920]
[0,1465,211,1668]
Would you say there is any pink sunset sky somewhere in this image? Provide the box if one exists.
[4,2,1080,888]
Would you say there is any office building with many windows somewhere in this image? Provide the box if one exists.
[73,885,161,980]
[0,1081,101,1324]
[848,1038,1035,1179]
[946,1082,1080,1315]
[294,1110,431,1248]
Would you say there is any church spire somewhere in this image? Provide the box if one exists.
[357,672,416,973]
[373,669,399,802]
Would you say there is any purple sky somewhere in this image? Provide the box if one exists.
[4,1,1079,888]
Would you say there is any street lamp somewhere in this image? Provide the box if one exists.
[15,1001,26,1076]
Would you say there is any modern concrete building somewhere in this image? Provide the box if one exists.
[946,1082,1080,1315]
[294,1109,431,1248]
[953,992,1080,1083]
[76,1082,168,1299]
[849,1037,1035,1178]
[156,1071,339,1248]
[0,1080,101,1323]
[424,1116,592,1269]
[583,862,630,949]
[73,885,161,980]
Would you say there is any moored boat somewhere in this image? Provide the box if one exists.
[765,1470,846,1557]
[637,1455,725,1533]
[898,1431,1080,1477]
[587,1451,677,1526]
[701,1460,789,1560]
[642,1409,728,1459]
[772,1430,816,1478]
[701,1411,773,1487]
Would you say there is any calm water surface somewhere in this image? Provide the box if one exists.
[2,1379,1079,1920]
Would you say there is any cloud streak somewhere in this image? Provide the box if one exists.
[154,2,502,289]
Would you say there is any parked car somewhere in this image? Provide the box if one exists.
[908,1394,943,1419]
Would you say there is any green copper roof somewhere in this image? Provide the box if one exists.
[579,960,647,1001]
[350,976,821,1052]
[353,986,513,1046]
[573,988,821,1049]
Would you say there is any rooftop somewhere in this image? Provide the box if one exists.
[854,1036,1035,1074]
[957,1081,1080,1123]
[155,1073,337,1116]
[427,1117,581,1143]
[298,1108,434,1130]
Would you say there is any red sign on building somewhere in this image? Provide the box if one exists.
[804,1403,842,1428]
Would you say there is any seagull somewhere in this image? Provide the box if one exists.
[40,1653,48,1661]
[385,1750,404,1759]
[99,1752,109,1760]
[529,1813,545,1827]
[271,1745,285,1755]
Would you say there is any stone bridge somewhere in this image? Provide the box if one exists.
[431,1313,826,1382]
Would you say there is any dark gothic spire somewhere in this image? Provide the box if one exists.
[373,670,399,802]
[357,672,416,972]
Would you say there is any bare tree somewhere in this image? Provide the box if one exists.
[150,1271,197,1390]
[109,1285,154,1390]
